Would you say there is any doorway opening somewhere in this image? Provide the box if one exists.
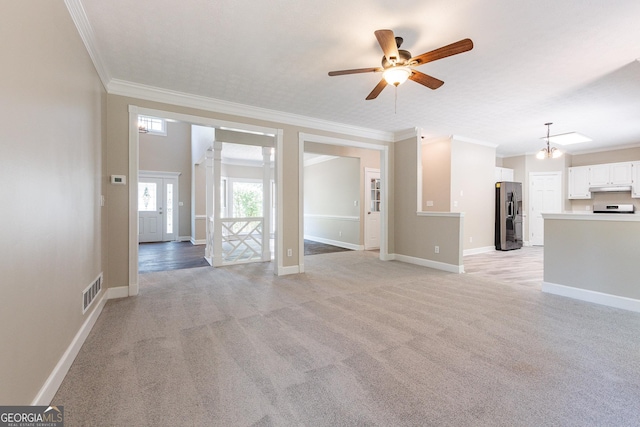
[128,106,283,296]
[211,142,276,266]
[298,133,389,273]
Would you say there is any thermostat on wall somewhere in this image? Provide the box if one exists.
[110,175,126,185]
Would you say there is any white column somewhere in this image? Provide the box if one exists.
[212,140,223,266]
[262,146,272,261]
[204,148,214,265]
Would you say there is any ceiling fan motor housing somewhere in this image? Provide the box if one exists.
[382,49,412,68]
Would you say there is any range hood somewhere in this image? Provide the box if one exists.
[588,185,632,193]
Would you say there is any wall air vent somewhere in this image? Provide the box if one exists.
[82,273,103,314]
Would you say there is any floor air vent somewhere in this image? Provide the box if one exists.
[82,273,103,314]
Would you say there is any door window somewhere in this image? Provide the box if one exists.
[166,183,174,234]
[370,178,381,212]
[138,182,157,211]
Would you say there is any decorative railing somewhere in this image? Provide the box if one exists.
[208,217,265,265]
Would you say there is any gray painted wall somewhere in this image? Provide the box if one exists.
[544,217,640,299]
[394,137,463,266]
[0,1,106,404]
[450,139,496,251]
[304,156,360,246]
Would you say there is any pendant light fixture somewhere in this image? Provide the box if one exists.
[536,122,562,159]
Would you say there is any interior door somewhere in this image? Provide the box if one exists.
[138,175,178,243]
[364,169,381,250]
[529,172,562,246]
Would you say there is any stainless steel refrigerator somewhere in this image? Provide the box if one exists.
[495,181,523,251]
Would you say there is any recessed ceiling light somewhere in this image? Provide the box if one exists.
[541,132,592,145]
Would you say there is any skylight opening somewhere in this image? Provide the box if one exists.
[543,132,592,146]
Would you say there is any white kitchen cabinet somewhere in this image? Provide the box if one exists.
[589,162,633,186]
[632,162,640,198]
[610,162,633,185]
[588,164,610,186]
[568,166,591,199]
[495,167,514,182]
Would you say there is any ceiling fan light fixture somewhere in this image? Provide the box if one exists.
[383,66,411,86]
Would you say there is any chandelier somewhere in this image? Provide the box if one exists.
[536,122,562,159]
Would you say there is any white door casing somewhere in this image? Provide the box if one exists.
[364,168,381,250]
[529,172,562,246]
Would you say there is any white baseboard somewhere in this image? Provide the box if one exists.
[32,284,134,405]
[391,253,464,274]
[277,264,302,276]
[304,235,364,251]
[127,283,140,298]
[178,235,192,242]
[190,238,206,245]
[108,286,130,299]
[32,288,106,404]
[463,246,495,256]
[542,281,640,313]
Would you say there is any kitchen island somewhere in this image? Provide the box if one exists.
[542,212,640,312]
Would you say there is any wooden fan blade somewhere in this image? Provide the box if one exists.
[366,78,388,100]
[374,29,400,64]
[410,38,473,65]
[328,67,383,76]
[409,70,444,90]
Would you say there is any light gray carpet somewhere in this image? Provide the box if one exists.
[53,251,640,426]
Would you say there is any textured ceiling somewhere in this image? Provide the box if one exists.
[79,0,640,156]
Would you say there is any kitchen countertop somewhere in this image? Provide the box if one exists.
[542,212,640,222]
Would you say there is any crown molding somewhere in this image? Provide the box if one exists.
[108,79,394,142]
[393,127,420,142]
[565,142,640,156]
[65,0,111,90]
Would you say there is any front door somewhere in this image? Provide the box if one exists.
[138,174,178,242]
[364,168,381,250]
[529,172,562,246]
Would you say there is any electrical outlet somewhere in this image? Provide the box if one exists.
[434,246,440,254]
[426,200,434,207]
[287,249,292,257]
[339,231,342,237]
[469,236,473,243]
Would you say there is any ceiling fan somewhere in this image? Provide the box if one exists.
[328,29,473,100]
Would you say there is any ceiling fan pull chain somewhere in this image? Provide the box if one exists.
[394,85,397,114]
